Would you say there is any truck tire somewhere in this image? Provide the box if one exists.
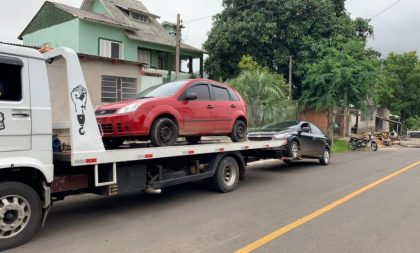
[212,156,239,193]
[0,182,42,251]
[150,118,178,147]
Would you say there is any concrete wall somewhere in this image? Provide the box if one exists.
[46,57,140,122]
[140,76,163,91]
[349,107,391,134]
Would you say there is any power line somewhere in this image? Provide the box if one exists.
[184,0,266,23]
[370,0,401,20]
[185,15,213,23]
[183,0,266,41]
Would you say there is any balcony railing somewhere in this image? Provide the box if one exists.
[143,68,193,84]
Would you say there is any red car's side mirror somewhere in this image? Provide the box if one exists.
[185,92,198,101]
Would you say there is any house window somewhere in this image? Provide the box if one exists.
[131,12,149,23]
[0,57,23,102]
[138,49,151,65]
[101,76,137,103]
[99,39,124,59]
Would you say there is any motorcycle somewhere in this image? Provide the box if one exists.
[349,134,378,151]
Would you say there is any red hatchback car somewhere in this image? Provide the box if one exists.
[96,79,248,148]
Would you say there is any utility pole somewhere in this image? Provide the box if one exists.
[175,13,181,81]
[288,56,293,101]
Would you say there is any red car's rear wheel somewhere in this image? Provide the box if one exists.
[230,120,247,142]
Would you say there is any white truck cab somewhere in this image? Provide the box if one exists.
[0,44,54,250]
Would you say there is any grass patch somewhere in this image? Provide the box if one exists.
[332,138,350,153]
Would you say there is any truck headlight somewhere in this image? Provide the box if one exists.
[117,104,140,114]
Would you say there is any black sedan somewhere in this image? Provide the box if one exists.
[247,121,331,165]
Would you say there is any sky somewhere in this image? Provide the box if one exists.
[1,0,419,58]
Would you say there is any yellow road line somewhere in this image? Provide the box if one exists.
[234,160,420,253]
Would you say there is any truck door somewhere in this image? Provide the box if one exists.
[0,54,31,151]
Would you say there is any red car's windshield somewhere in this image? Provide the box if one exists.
[136,80,188,99]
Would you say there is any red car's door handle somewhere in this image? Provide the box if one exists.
[207,105,214,109]
[230,104,237,108]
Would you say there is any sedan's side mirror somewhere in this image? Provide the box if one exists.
[301,126,311,133]
[185,92,198,101]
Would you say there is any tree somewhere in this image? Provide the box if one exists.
[406,116,420,131]
[228,56,291,126]
[299,40,379,140]
[377,52,420,123]
[203,0,373,97]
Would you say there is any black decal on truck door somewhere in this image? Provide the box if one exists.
[0,112,4,130]
[70,85,88,135]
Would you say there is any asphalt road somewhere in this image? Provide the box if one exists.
[7,148,420,253]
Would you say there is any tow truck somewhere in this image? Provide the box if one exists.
[0,44,288,251]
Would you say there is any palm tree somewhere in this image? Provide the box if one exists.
[228,70,294,127]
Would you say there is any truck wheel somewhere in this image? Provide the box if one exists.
[212,156,239,193]
[230,120,247,142]
[186,136,201,144]
[150,118,178,147]
[0,182,42,251]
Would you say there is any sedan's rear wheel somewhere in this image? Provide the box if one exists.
[319,149,330,165]
[150,118,178,147]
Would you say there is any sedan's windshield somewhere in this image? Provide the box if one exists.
[136,80,188,99]
[259,121,298,132]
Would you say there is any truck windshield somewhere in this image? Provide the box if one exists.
[136,80,188,99]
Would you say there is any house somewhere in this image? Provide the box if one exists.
[335,106,392,136]
[298,106,394,138]
[19,0,205,91]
